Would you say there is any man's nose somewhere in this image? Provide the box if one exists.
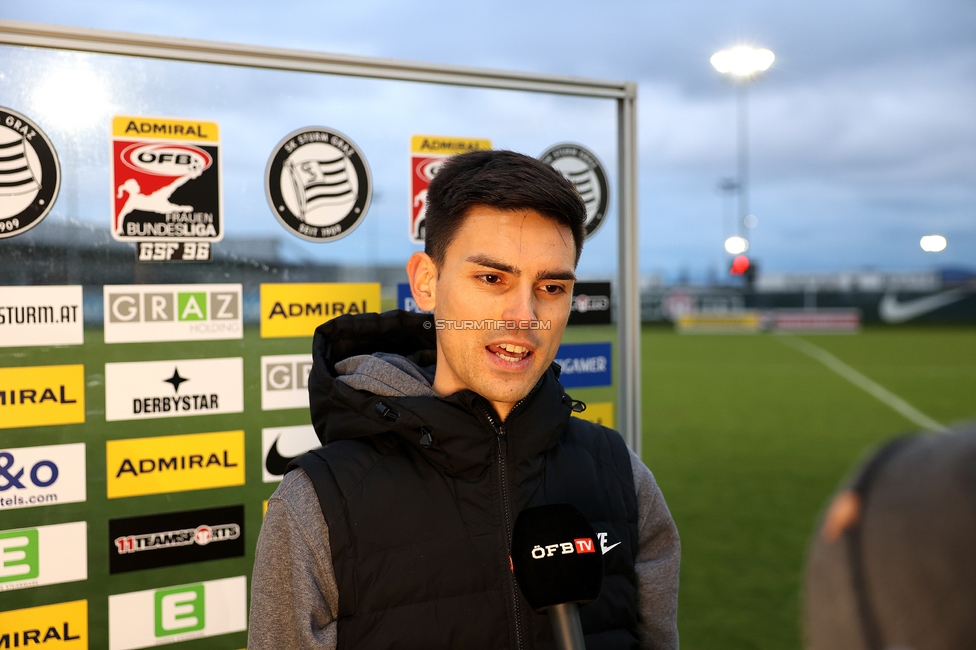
[501,285,536,324]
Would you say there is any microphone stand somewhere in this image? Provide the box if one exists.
[547,603,585,650]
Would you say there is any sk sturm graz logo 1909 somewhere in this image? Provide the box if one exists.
[0,443,86,511]
[0,521,87,592]
[539,143,610,239]
[0,107,60,239]
[111,116,222,244]
[108,505,245,574]
[265,127,371,242]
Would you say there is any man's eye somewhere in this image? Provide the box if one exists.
[542,284,565,294]
[481,274,501,284]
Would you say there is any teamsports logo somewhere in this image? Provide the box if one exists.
[0,364,85,430]
[0,285,83,348]
[261,354,313,410]
[0,600,87,648]
[0,107,60,240]
[108,576,246,650]
[104,357,243,421]
[261,425,320,482]
[111,116,222,244]
[540,143,610,238]
[103,284,242,343]
[265,127,371,242]
[0,521,87,592]
[568,281,612,326]
[0,443,86,511]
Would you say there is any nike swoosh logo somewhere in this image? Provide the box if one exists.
[265,437,301,477]
[602,541,622,554]
[878,288,968,323]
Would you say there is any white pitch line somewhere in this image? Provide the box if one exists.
[779,336,948,432]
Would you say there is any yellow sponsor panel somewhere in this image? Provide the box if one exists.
[572,401,614,429]
[261,283,381,338]
[410,135,492,154]
[263,500,268,518]
[0,364,85,429]
[0,599,87,647]
[106,430,245,499]
[111,115,218,142]
[675,311,763,334]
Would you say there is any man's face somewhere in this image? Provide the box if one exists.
[424,206,576,418]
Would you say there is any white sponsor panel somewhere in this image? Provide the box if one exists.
[261,425,320,483]
[0,442,86,511]
[105,357,244,422]
[108,575,247,650]
[103,284,243,343]
[0,285,84,347]
[260,354,313,411]
[0,521,87,591]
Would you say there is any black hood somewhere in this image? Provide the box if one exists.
[308,310,575,479]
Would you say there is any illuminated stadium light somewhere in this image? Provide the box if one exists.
[724,236,749,255]
[710,46,775,78]
[919,235,947,252]
[730,255,751,276]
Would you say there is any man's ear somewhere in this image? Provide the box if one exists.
[406,251,437,312]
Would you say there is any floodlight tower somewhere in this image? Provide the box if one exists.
[711,46,774,255]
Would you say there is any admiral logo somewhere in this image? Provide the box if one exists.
[569,281,612,326]
[0,285,83,347]
[108,576,246,650]
[0,107,60,240]
[0,443,86,511]
[103,284,242,343]
[261,425,320,482]
[0,364,85,430]
[260,282,380,338]
[0,521,87,592]
[409,135,491,243]
[554,342,613,388]
[104,357,243,421]
[540,143,610,239]
[111,116,222,244]
[261,354,312,410]
[109,505,245,574]
[106,431,244,499]
[0,600,87,648]
[265,127,371,242]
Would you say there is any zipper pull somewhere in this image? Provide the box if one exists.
[497,427,507,459]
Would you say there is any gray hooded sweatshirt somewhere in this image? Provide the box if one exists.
[249,353,680,649]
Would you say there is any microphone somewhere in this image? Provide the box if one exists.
[511,504,603,650]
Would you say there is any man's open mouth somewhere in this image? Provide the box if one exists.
[487,343,532,363]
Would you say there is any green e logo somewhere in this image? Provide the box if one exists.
[177,292,207,321]
[0,528,39,583]
[154,583,205,637]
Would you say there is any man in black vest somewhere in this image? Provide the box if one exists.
[249,150,680,649]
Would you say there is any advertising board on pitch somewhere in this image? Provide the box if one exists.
[260,282,380,338]
[0,364,85,429]
[108,575,246,650]
[0,599,88,648]
[104,357,243,421]
[0,285,83,347]
[103,284,242,343]
[261,354,312,411]
[0,443,86,511]
[0,521,87,592]
[106,430,245,499]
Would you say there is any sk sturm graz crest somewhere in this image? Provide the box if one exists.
[540,143,610,239]
[0,107,60,239]
[111,116,222,244]
[265,127,371,242]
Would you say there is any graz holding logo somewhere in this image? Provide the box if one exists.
[0,443,86,511]
[0,364,85,430]
[0,107,60,240]
[109,505,245,574]
[0,600,87,648]
[261,354,312,410]
[103,284,242,343]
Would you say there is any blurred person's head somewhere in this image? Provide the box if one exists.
[804,424,976,650]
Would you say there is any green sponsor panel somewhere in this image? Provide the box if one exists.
[0,529,39,583]
[154,583,206,637]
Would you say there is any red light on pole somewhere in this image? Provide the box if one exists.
[730,255,751,276]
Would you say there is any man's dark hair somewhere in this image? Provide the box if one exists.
[424,149,586,266]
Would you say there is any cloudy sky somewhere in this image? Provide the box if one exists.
[4,0,975,279]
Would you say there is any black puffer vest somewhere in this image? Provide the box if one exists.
[294,311,640,649]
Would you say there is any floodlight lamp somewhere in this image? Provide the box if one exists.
[724,236,749,255]
[711,46,775,78]
[920,235,947,252]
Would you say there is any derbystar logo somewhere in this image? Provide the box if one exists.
[261,425,320,482]
[0,285,83,348]
[106,431,245,499]
[103,284,242,343]
[0,521,87,592]
[0,364,85,430]
[104,357,243,422]
[108,576,246,650]
[0,600,87,648]
[261,354,312,411]
[0,443,86,511]
[260,282,380,338]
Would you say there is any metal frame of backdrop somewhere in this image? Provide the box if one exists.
[0,19,642,455]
